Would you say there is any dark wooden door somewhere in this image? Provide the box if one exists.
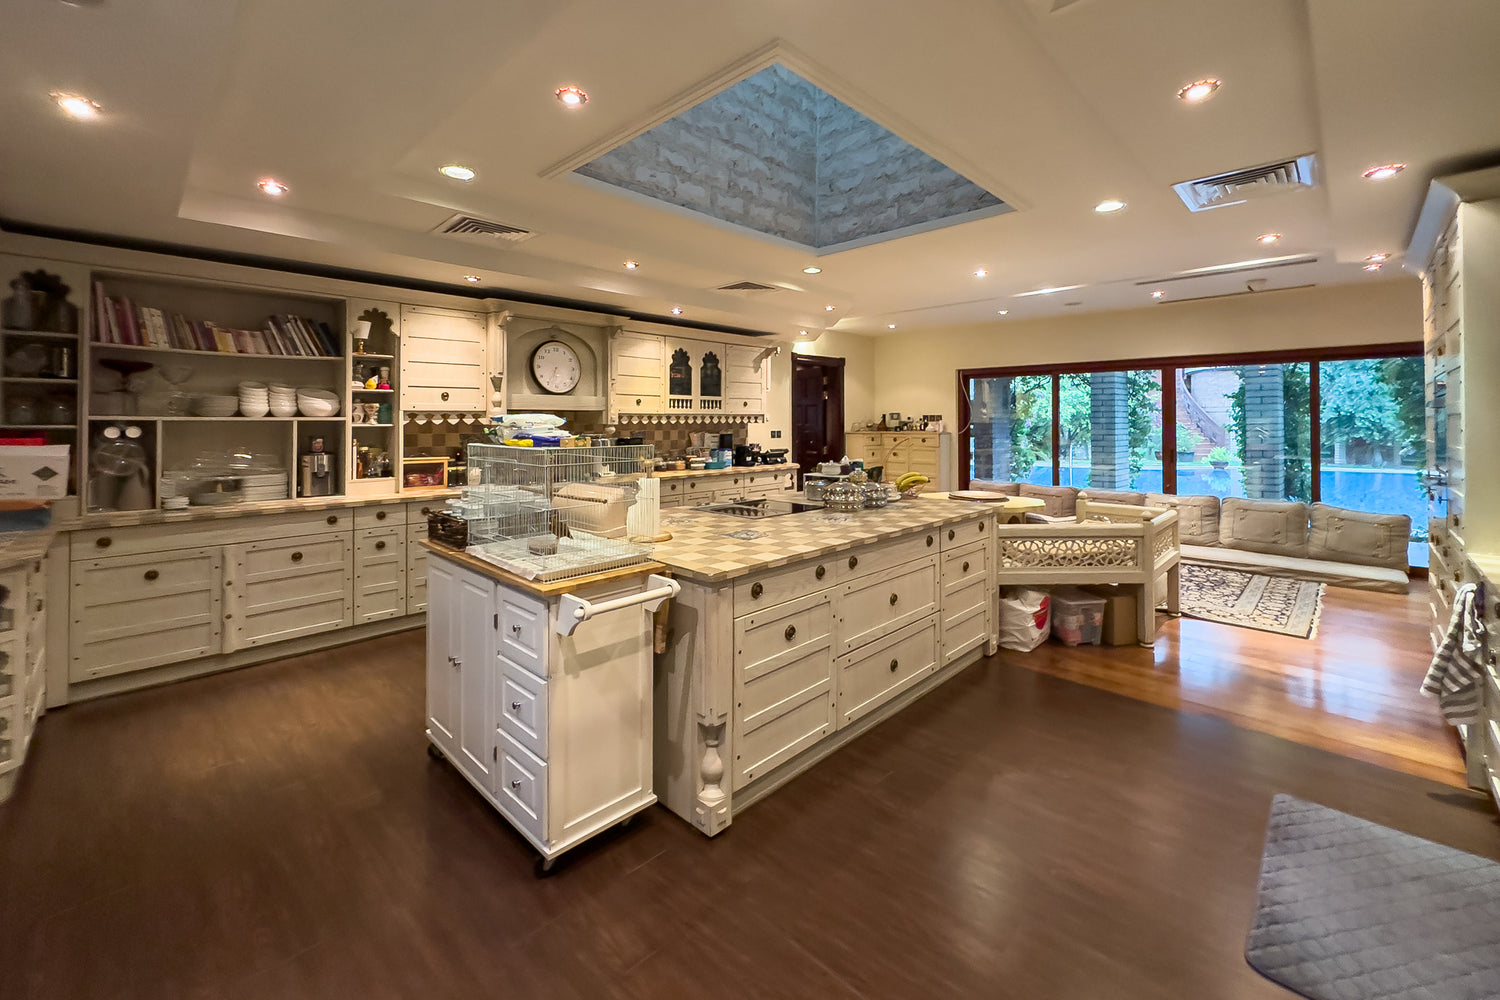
[792,355,844,484]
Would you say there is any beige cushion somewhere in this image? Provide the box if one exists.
[1145,493,1221,546]
[1218,498,1308,558]
[1307,503,1410,571]
[969,480,1020,496]
[1019,483,1079,517]
[1181,544,1409,594]
[1080,489,1146,506]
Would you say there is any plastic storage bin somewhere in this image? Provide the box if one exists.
[1050,587,1106,646]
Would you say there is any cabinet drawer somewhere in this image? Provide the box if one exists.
[225,532,352,650]
[70,509,351,560]
[0,636,21,703]
[942,603,989,666]
[407,500,445,524]
[403,382,484,411]
[943,575,991,627]
[615,392,662,413]
[735,591,834,683]
[497,587,548,678]
[940,518,991,551]
[497,656,548,759]
[835,615,939,729]
[836,557,938,655]
[941,540,989,593]
[354,528,405,624]
[355,504,405,529]
[840,530,937,581]
[734,556,838,617]
[495,729,547,844]
[407,528,429,614]
[70,548,222,681]
[0,700,19,770]
[733,684,834,789]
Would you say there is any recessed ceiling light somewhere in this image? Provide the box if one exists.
[670,307,683,316]
[802,266,822,274]
[1362,163,1405,181]
[974,268,988,278]
[1015,284,1085,297]
[1363,262,1383,272]
[997,310,1009,316]
[51,91,101,120]
[824,305,835,312]
[256,178,289,197]
[555,86,589,108]
[463,275,481,283]
[798,330,808,337]
[1257,233,1282,245]
[623,260,639,270]
[888,324,896,329]
[1177,79,1221,103]
[1365,252,1391,263]
[1094,199,1127,214]
[438,164,475,181]
[1151,290,1166,299]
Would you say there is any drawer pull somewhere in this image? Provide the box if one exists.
[889,658,899,672]
[948,529,955,541]
[636,399,642,406]
[785,624,797,642]
[96,536,112,548]
[34,598,43,613]
[441,391,450,402]
[926,535,934,547]
[977,522,984,534]
[512,624,523,634]
[327,515,338,525]
[448,655,458,666]
[511,779,522,789]
[375,541,387,551]
[889,592,899,606]
[511,701,522,711]
[751,582,764,600]
[291,551,303,562]
[962,561,970,573]
[815,564,826,580]
[421,507,432,515]
[848,555,858,570]
[376,510,387,520]
[144,569,159,582]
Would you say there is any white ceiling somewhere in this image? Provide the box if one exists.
[3,0,1498,338]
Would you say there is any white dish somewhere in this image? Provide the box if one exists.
[239,402,270,418]
[948,490,1010,501]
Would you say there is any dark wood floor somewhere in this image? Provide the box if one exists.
[2,628,1496,1000]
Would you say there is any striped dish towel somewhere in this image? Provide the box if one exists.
[1421,582,1488,725]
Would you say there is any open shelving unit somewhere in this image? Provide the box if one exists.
[344,302,402,497]
[1,266,85,497]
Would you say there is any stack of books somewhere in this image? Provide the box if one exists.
[91,284,340,357]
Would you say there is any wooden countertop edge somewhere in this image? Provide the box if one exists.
[0,527,57,570]
[419,540,667,595]
[650,464,799,480]
[54,490,463,531]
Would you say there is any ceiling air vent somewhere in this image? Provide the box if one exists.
[1172,154,1318,213]
[433,213,535,242]
[716,280,780,293]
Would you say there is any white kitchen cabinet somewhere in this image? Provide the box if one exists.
[845,432,957,491]
[724,343,770,415]
[353,525,405,624]
[609,331,665,414]
[835,615,939,728]
[70,547,223,681]
[0,556,48,803]
[223,531,353,650]
[407,522,429,613]
[424,551,659,871]
[609,330,771,420]
[731,591,835,789]
[400,305,487,410]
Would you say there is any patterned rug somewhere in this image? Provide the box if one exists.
[1173,563,1325,639]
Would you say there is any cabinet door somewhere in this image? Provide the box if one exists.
[70,548,222,681]
[455,568,495,786]
[835,615,939,729]
[399,305,486,410]
[610,332,665,413]
[836,557,939,655]
[407,524,429,613]
[354,527,405,624]
[724,344,768,416]
[425,558,459,754]
[223,532,353,651]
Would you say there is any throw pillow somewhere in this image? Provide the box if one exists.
[1079,489,1146,506]
[1145,493,1221,546]
[1019,483,1079,517]
[1219,498,1309,558]
[969,480,1020,496]
[1307,503,1410,571]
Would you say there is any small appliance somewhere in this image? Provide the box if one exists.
[733,444,762,466]
[299,440,337,497]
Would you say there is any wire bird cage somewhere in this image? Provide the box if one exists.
[461,443,657,582]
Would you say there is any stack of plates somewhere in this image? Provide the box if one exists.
[240,471,289,502]
[238,381,269,418]
[269,383,298,418]
[297,387,341,417]
[192,394,239,417]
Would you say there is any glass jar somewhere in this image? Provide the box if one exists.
[861,481,890,508]
[823,480,865,512]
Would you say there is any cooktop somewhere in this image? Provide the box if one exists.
[695,499,824,518]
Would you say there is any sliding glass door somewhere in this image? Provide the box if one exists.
[1174,362,1311,502]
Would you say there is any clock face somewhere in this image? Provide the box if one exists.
[530,340,582,394]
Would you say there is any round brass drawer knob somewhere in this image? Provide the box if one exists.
[962,561,970,573]
[291,552,303,562]
[785,624,797,642]
[327,515,338,525]
[144,569,159,582]
[376,511,387,520]
[889,659,899,672]
[889,592,899,606]
[376,541,386,551]
[751,582,764,599]
[441,391,450,402]
[948,529,955,541]
[96,537,112,548]
[926,535,934,547]
[848,556,858,570]
[815,564,826,580]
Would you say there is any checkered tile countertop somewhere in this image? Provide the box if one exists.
[653,497,990,583]
[0,527,55,571]
[67,490,461,530]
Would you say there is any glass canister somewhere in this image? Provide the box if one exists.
[861,480,890,508]
[823,480,865,512]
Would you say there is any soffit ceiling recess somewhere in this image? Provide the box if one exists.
[2,0,1498,339]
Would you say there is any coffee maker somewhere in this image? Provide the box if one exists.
[299,438,337,497]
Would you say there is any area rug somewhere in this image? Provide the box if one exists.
[1173,563,1324,638]
[1245,794,1500,1000]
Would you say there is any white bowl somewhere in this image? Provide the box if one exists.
[269,403,298,418]
[297,387,339,402]
[297,400,340,417]
[238,381,268,391]
[239,401,270,418]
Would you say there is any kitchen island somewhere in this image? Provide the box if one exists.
[650,497,999,836]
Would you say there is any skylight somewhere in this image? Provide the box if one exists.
[574,64,1009,251]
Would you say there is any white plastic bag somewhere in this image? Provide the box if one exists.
[999,587,1052,652]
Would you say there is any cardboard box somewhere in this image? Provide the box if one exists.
[1084,583,1138,646]
[0,445,71,500]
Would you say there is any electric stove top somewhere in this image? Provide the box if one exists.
[695,498,824,518]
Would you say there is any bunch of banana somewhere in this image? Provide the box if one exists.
[895,472,931,493]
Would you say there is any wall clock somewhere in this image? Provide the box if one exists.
[530,340,582,394]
